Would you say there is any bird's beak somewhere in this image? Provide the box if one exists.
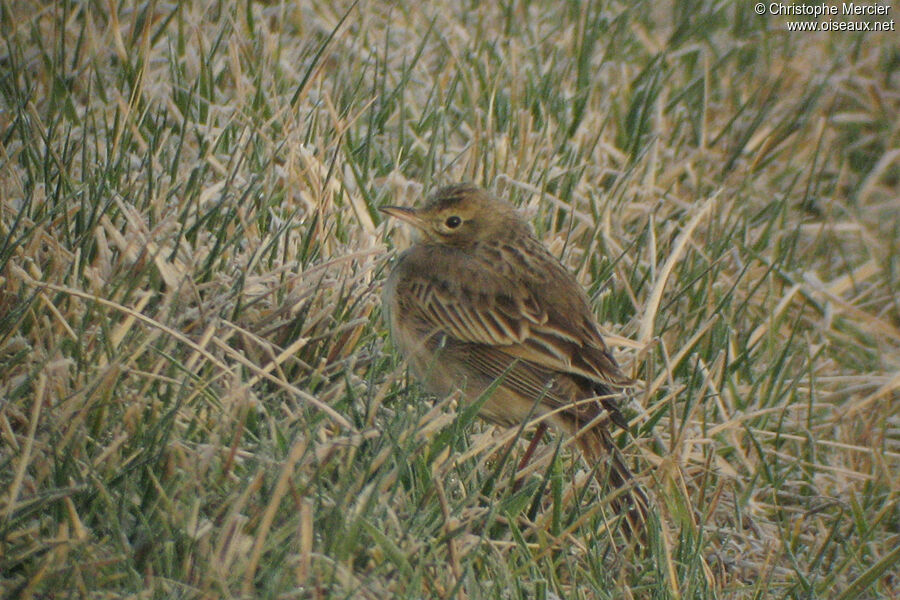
[380,206,427,230]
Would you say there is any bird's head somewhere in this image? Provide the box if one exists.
[380,183,528,247]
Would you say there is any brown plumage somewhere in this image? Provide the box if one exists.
[381,183,650,536]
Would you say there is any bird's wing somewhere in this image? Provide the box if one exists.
[402,277,542,345]
[456,342,609,426]
[395,248,632,388]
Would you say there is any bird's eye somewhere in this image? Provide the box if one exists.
[445,216,462,229]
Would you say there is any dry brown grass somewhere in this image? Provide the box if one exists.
[1,1,898,598]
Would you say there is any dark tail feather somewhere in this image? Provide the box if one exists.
[575,427,651,542]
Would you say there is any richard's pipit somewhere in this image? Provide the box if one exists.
[381,183,649,533]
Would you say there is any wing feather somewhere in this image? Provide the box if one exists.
[393,243,632,389]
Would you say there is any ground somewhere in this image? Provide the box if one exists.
[1,2,898,598]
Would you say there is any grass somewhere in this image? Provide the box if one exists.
[1,1,898,598]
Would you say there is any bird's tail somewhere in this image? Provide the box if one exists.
[575,426,651,542]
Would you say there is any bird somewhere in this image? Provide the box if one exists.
[380,182,650,536]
